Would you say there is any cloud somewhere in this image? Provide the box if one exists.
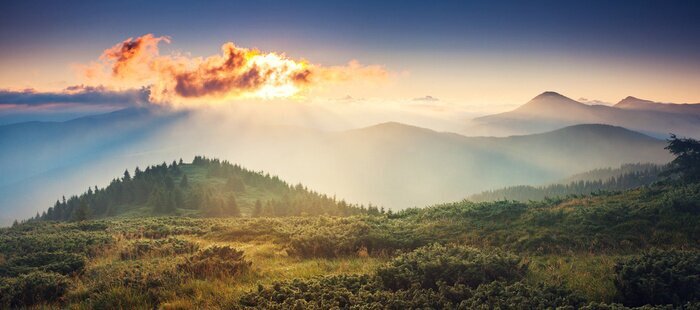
[101,34,170,77]
[83,34,389,104]
[578,97,612,106]
[0,85,149,107]
[413,95,439,102]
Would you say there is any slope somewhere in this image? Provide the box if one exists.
[313,122,670,208]
[38,156,364,221]
[469,163,664,202]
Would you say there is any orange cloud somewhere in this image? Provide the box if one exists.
[85,34,388,104]
[101,34,170,78]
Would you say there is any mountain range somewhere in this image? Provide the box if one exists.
[470,91,700,138]
[0,104,673,224]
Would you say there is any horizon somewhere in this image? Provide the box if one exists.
[0,89,692,129]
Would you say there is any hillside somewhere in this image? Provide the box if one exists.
[469,163,663,202]
[471,92,700,138]
[4,135,699,308]
[37,156,364,221]
[319,122,669,208]
[3,178,699,308]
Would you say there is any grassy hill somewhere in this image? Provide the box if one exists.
[4,136,699,308]
[3,178,699,308]
[37,156,365,221]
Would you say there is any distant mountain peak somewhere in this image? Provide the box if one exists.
[510,91,584,115]
[527,91,580,104]
[616,96,654,106]
[533,91,567,100]
[351,121,436,135]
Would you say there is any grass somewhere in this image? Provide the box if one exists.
[61,224,387,308]
[527,254,618,303]
[66,218,618,308]
[9,178,699,308]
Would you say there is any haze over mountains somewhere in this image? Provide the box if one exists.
[470,92,700,138]
[0,99,674,224]
[615,96,700,115]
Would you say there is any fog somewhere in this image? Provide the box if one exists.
[0,101,672,225]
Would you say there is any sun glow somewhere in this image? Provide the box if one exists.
[78,34,385,105]
[244,52,311,99]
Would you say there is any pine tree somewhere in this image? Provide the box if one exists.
[73,200,89,221]
[226,176,245,192]
[123,169,131,181]
[227,194,241,217]
[665,134,700,182]
[169,188,184,214]
[252,200,262,217]
[180,174,189,187]
[164,175,175,189]
[150,188,165,214]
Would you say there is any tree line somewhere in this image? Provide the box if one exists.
[35,156,367,222]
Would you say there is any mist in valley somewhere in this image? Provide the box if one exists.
[0,99,673,225]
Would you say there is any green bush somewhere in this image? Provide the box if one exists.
[178,246,251,278]
[460,281,587,309]
[286,217,372,258]
[237,274,450,309]
[119,237,199,260]
[377,244,526,290]
[285,216,425,258]
[3,251,86,276]
[84,260,182,308]
[614,249,700,306]
[0,271,70,308]
[237,275,589,309]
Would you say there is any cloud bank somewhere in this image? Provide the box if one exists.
[0,85,149,107]
[83,34,388,104]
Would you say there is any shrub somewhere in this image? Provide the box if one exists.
[237,276,587,309]
[614,249,700,306]
[0,271,70,308]
[119,237,199,260]
[75,221,109,231]
[459,281,587,309]
[237,274,450,309]
[376,244,526,290]
[285,217,424,258]
[3,251,86,276]
[286,218,372,258]
[178,246,251,278]
[85,260,182,308]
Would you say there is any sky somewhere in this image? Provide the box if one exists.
[1,0,700,115]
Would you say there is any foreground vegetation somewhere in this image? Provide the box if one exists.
[1,135,699,308]
[2,178,699,308]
